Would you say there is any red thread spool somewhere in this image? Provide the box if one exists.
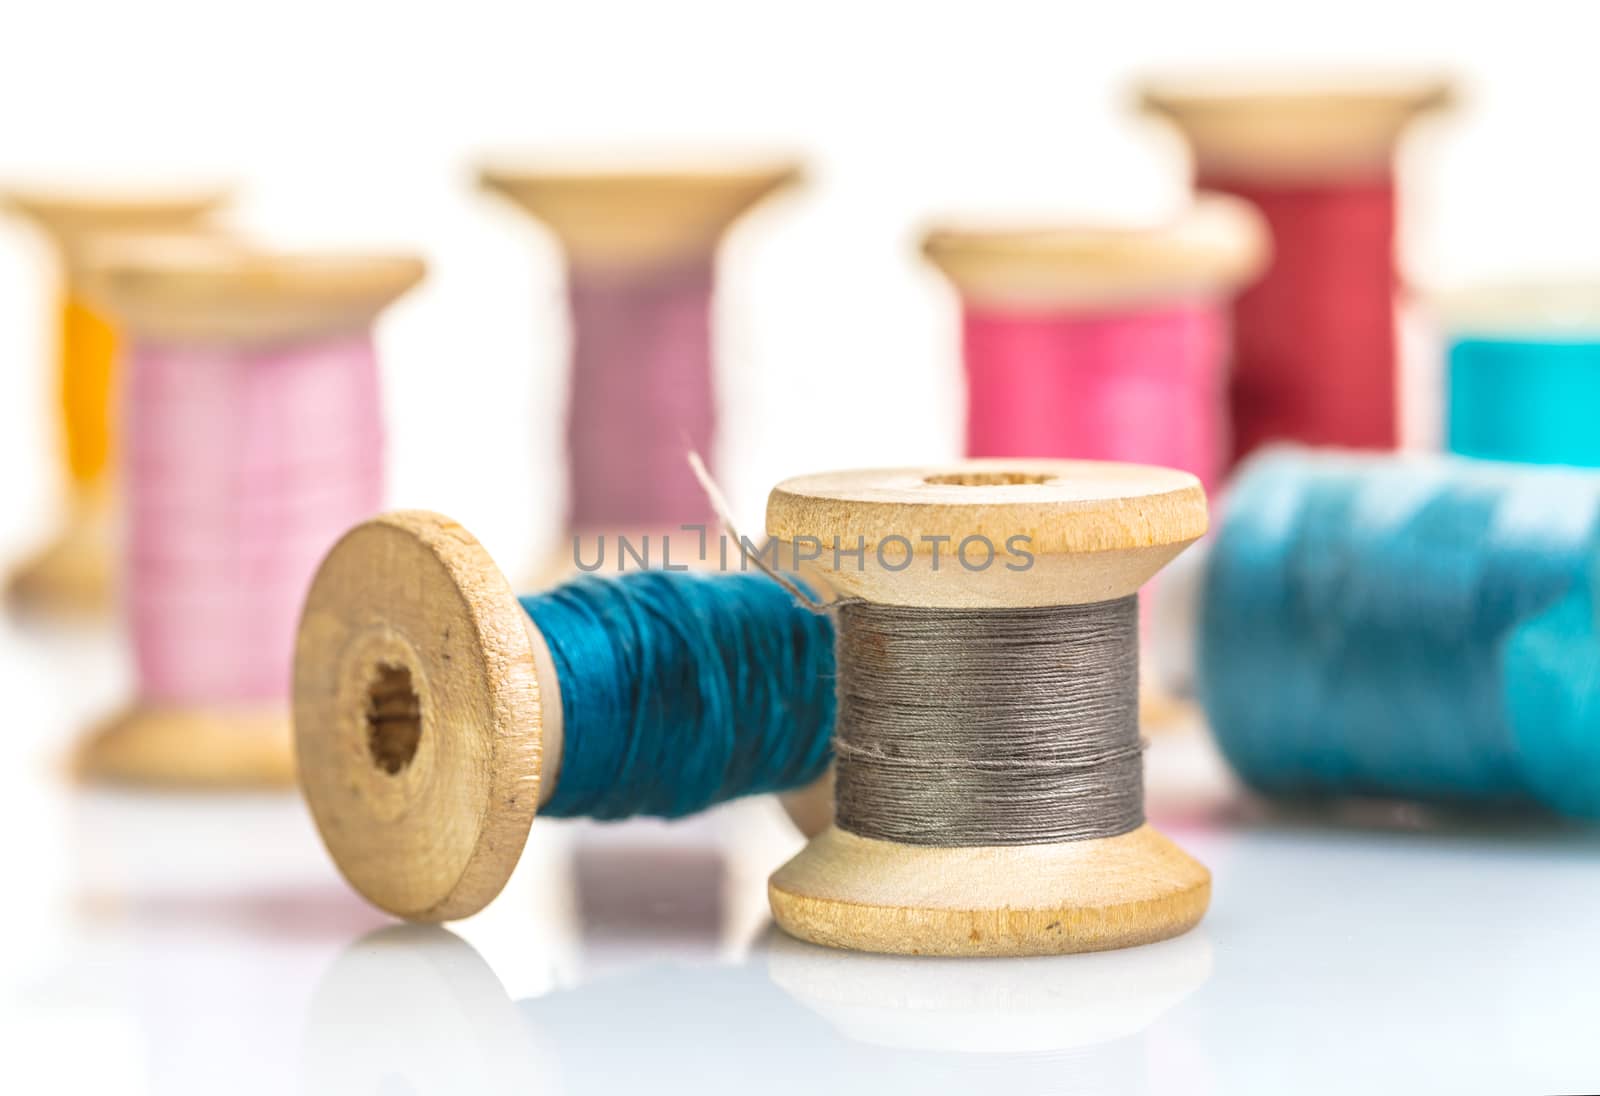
[1142,77,1452,466]
[480,161,800,575]
[923,197,1267,494]
[78,240,423,787]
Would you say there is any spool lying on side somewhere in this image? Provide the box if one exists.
[1193,447,1600,819]
[295,511,838,923]
[77,241,424,787]
[765,460,1212,957]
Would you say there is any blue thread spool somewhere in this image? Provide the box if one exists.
[1197,448,1600,817]
[294,510,835,921]
[1440,282,1600,466]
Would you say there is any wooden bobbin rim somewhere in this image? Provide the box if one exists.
[1430,279,1600,337]
[85,241,426,346]
[766,459,1207,607]
[1,186,227,241]
[294,511,556,922]
[1139,72,1454,181]
[479,158,802,267]
[75,703,295,788]
[922,193,1269,309]
[770,826,1211,958]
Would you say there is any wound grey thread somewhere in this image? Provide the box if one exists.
[833,595,1143,847]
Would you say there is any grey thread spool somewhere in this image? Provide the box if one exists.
[833,598,1143,846]
[763,461,1211,957]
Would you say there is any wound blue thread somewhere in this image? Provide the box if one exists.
[1198,448,1600,818]
[520,570,836,820]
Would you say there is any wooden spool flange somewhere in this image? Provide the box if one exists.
[1139,74,1454,183]
[478,159,801,269]
[296,510,829,922]
[922,193,1268,312]
[765,460,1211,957]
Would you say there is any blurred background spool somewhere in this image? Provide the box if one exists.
[765,461,1211,957]
[478,159,801,578]
[1434,281,1600,466]
[76,241,423,787]
[294,510,837,923]
[1,186,227,616]
[1141,75,1452,464]
[1193,447,1600,819]
[922,195,1267,494]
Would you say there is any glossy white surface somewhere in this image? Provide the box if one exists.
[2,615,1597,1096]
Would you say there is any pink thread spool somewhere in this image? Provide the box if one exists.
[79,242,424,787]
[923,197,1267,495]
[479,161,800,571]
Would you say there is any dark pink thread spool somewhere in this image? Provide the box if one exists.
[480,161,800,569]
[923,196,1267,495]
[79,241,424,787]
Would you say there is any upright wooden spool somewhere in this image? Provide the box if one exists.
[923,195,1265,312]
[921,194,1267,492]
[295,510,828,922]
[2,187,225,615]
[765,460,1210,956]
[479,159,801,580]
[1139,75,1452,463]
[78,243,423,787]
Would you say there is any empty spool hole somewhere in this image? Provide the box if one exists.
[366,662,422,775]
[923,471,1056,487]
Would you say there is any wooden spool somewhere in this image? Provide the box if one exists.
[764,460,1211,957]
[76,243,423,788]
[1139,74,1454,182]
[2,187,227,617]
[295,510,829,922]
[480,158,803,583]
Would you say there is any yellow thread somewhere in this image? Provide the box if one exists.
[58,291,118,493]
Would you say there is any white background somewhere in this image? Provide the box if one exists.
[3,3,1600,1093]
[3,0,1600,565]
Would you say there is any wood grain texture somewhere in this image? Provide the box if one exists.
[766,460,1206,607]
[479,160,800,267]
[294,511,553,922]
[923,194,1267,310]
[764,460,1211,956]
[75,704,293,787]
[769,825,1210,957]
[1140,74,1454,181]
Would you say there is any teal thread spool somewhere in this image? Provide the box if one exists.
[1440,282,1600,466]
[1197,448,1600,817]
[294,510,835,921]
